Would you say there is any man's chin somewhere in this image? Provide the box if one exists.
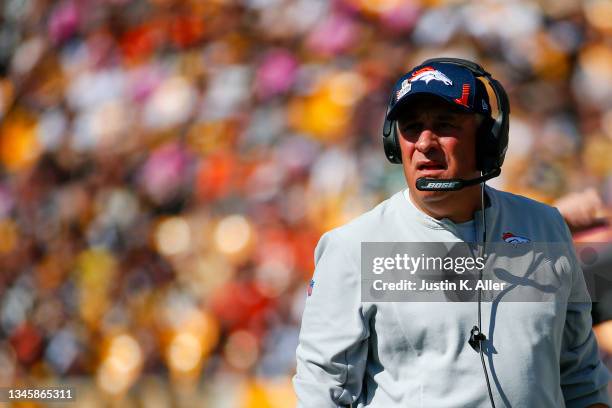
[408,184,451,202]
[417,189,451,202]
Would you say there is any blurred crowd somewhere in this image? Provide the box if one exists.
[0,0,611,406]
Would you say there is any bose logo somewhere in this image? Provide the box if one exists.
[426,182,457,188]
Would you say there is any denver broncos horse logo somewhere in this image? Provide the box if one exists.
[502,232,531,243]
[410,67,453,85]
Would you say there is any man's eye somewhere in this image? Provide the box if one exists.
[401,124,421,133]
[437,122,459,130]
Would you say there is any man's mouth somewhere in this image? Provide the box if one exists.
[416,162,446,171]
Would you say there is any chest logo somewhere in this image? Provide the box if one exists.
[502,232,531,243]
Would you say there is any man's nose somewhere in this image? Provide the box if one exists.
[415,130,440,154]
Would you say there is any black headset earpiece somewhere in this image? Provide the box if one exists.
[382,57,510,173]
[484,73,510,169]
[382,98,403,164]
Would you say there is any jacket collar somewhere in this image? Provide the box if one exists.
[396,185,500,235]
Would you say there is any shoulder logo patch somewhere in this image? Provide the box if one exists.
[307,279,314,296]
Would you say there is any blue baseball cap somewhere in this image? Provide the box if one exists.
[386,61,491,120]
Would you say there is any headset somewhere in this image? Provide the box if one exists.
[382,57,510,190]
[381,58,511,408]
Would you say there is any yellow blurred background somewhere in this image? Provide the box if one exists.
[0,0,611,406]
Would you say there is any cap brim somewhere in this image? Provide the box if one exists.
[386,91,472,121]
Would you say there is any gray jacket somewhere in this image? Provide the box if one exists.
[293,187,610,407]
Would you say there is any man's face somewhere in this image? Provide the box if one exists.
[396,95,481,204]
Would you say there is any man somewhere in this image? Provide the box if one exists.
[293,59,610,407]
